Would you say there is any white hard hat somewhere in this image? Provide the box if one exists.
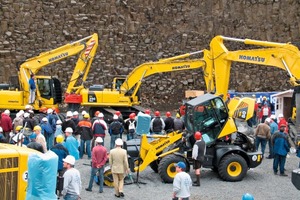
[113,114,118,120]
[63,155,76,165]
[270,114,276,119]
[73,111,79,116]
[4,110,10,115]
[65,127,73,133]
[115,138,123,146]
[16,112,21,118]
[19,110,24,115]
[42,117,48,122]
[56,120,62,125]
[98,113,104,118]
[278,114,284,118]
[47,108,53,114]
[0,127,3,132]
[265,118,271,123]
[82,110,87,115]
[25,105,31,109]
[66,111,73,117]
[24,113,30,118]
[95,137,103,143]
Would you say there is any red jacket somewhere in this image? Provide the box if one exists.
[92,145,107,168]
[1,113,12,132]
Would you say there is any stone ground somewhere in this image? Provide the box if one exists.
[71,134,300,200]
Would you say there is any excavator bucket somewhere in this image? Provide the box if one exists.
[227,97,255,121]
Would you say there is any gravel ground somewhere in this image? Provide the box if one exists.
[73,134,300,200]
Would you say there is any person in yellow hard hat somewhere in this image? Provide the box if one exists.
[34,125,47,153]
[174,113,185,132]
[9,125,23,144]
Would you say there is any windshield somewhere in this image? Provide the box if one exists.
[186,97,228,144]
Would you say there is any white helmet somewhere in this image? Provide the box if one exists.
[115,138,123,146]
[113,114,118,120]
[98,113,104,118]
[47,108,53,114]
[56,120,62,125]
[95,137,103,143]
[73,111,79,116]
[265,118,271,123]
[42,117,48,122]
[65,127,73,133]
[24,113,30,118]
[278,114,284,118]
[82,110,87,116]
[25,105,31,109]
[4,110,10,115]
[270,114,276,119]
[19,110,25,116]
[66,111,73,117]
[63,155,76,165]
[0,127,3,132]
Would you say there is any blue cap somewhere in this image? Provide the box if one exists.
[242,193,254,200]
[174,161,186,169]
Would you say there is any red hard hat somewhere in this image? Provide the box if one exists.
[129,113,135,119]
[194,131,202,140]
[166,112,171,117]
[155,111,160,117]
[95,111,100,116]
[115,111,121,116]
[145,109,150,114]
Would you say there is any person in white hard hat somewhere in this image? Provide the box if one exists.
[91,112,107,149]
[109,115,124,149]
[62,155,82,199]
[54,120,63,145]
[109,138,129,198]
[72,111,80,126]
[63,127,79,160]
[40,117,55,150]
[1,109,12,143]
[13,132,26,147]
[85,137,107,193]
[62,111,76,133]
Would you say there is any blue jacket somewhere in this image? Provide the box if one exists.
[29,78,36,90]
[51,143,69,171]
[63,136,79,160]
[272,131,290,156]
[270,122,278,135]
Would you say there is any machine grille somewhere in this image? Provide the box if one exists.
[0,157,19,200]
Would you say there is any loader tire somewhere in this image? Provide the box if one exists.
[218,154,247,182]
[158,154,185,183]
[150,161,159,173]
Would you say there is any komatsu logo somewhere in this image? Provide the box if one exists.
[49,52,69,62]
[172,65,190,70]
[239,55,265,62]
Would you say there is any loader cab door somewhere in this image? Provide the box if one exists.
[36,77,62,104]
[185,95,229,144]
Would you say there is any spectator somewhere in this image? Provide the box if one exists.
[54,120,63,145]
[272,124,290,176]
[0,127,6,143]
[164,111,174,132]
[28,74,36,104]
[72,111,80,126]
[92,113,107,148]
[267,115,278,159]
[260,103,271,123]
[77,113,93,159]
[23,112,35,131]
[13,112,23,132]
[63,127,79,160]
[62,155,82,200]
[34,125,47,153]
[109,138,129,198]
[62,111,76,133]
[85,137,107,193]
[46,108,57,132]
[172,161,192,200]
[150,111,165,134]
[254,118,271,157]
[124,113,137,140]
[40,117,55,150]
[51,135,69,174]
[1,109,12,142]
[109,115,123,149]
[115,111,124,138]
[91,110,100,124]
[27,133,44,153]
[192,132,206,187]
[173,113,185,132]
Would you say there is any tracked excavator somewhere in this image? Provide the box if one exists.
[103,35,300,185]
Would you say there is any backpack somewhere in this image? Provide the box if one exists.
[128,120,136,134]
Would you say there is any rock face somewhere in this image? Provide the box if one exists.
[0,0,299,111]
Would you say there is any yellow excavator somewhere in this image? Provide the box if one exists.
[103,35,300,185]
[0,33,98,111]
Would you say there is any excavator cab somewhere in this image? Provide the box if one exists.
[185,93,229,144]
[36,76,62,105]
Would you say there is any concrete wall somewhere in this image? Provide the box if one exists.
[1,0,300,110]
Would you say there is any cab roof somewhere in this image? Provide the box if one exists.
[185,93,217,106]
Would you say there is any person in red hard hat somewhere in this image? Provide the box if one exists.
[150,111,165,134]
[164,111,174,132]
[192,131,206,186]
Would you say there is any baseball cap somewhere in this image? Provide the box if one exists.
[174,161,186,169]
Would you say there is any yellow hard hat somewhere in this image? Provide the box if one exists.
[84,113,90,119]
[56,135,64,143]
[15,126,23,131]
[176,113,181,118]
[33,125,42,131]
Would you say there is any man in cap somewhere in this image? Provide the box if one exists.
[62,155,82,200]
[85,137,107,193]
[34,125,47,153]
[271,123,290,176]
[192,132,206,186]
[109,114,124,149]
[109,138,129,198]
[63,127,79,160]
[254,118,271,157]
[172,161,192,200]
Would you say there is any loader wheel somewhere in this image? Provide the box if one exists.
[150,161,159,173]
[218,154,247,182]
[158,154,185,183]
[103,169,114,187]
